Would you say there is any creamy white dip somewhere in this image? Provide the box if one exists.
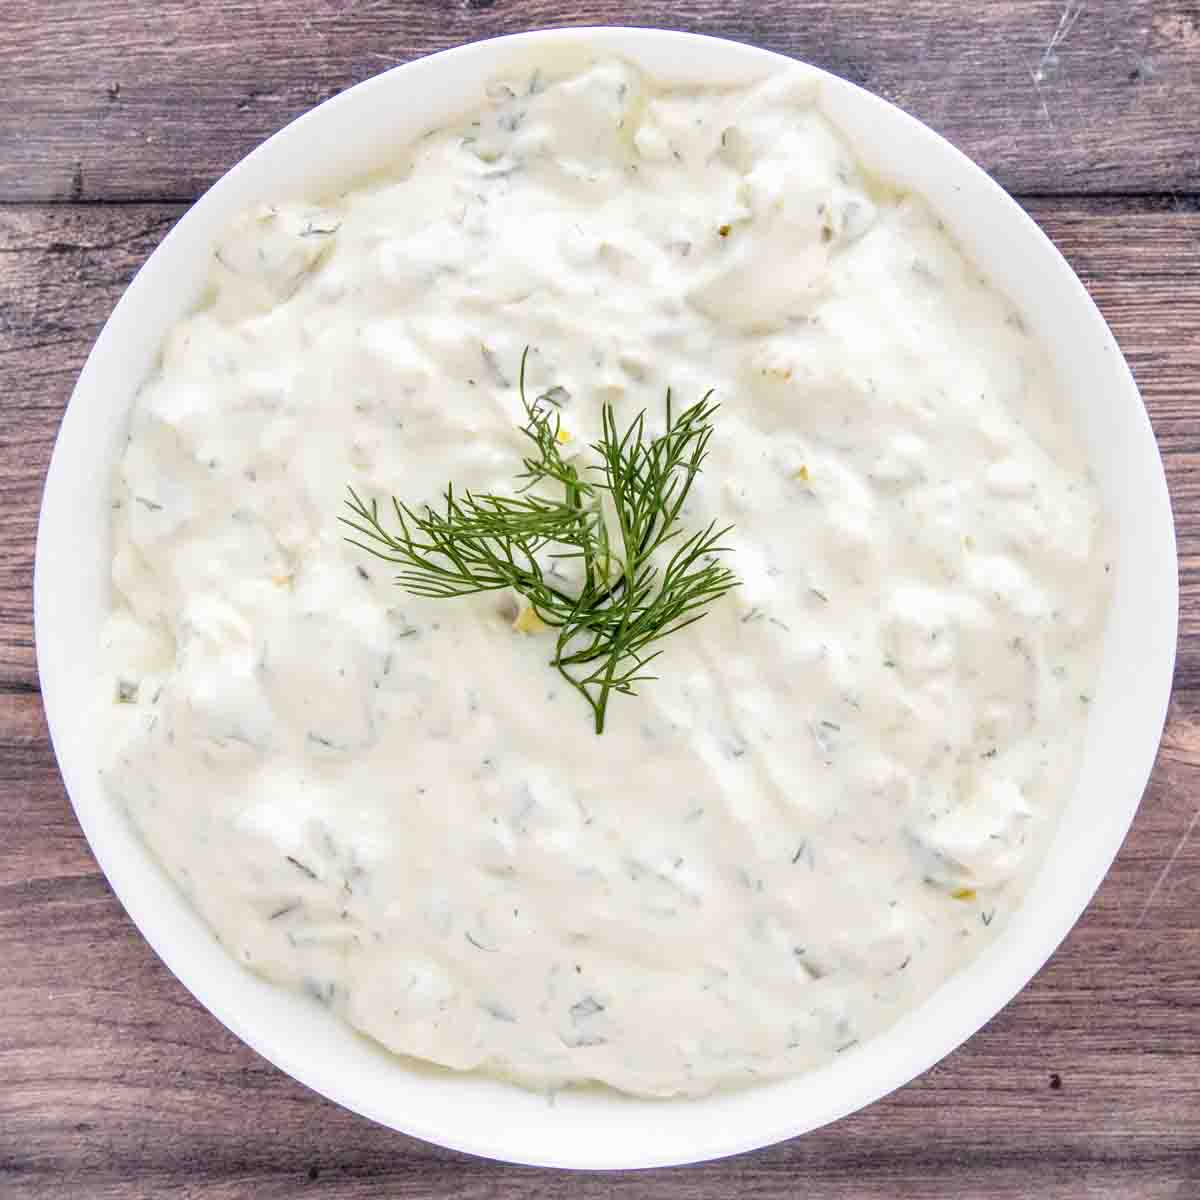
[99,61,1111,1097]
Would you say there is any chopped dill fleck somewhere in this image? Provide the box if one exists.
[285,856,318,880]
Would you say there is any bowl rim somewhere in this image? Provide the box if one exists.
[35,24,1178,1170]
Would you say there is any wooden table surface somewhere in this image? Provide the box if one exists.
[3,3,1199,1196]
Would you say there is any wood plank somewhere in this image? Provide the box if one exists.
[0,204,185,692]
[1,1,1198,203]
[3,198,1199,1193]
[3,200,1198,692]
[1,685,1196,1195]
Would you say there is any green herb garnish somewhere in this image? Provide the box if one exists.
[342,350,739,733]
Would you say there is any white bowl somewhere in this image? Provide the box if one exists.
[35,26,1176,1170]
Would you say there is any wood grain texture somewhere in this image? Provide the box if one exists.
[5,8,1200,1187]
[2,198,1199,1196]
[1,697,1198,1198]
[3,201,1199,691]
[2,0,1199,203]
[0,204,182,692]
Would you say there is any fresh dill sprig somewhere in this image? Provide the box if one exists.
[342,349,739,734]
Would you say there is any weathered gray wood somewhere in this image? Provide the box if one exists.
[4,201,1199,691]
[1,687,1197,1196]
[3,82,1200,1191]
[0,205,182,692]
[1,1,1197,203]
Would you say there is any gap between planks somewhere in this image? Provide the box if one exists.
[2,192,1198,211]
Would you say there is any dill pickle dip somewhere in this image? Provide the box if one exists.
[99,60,1112,1097]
